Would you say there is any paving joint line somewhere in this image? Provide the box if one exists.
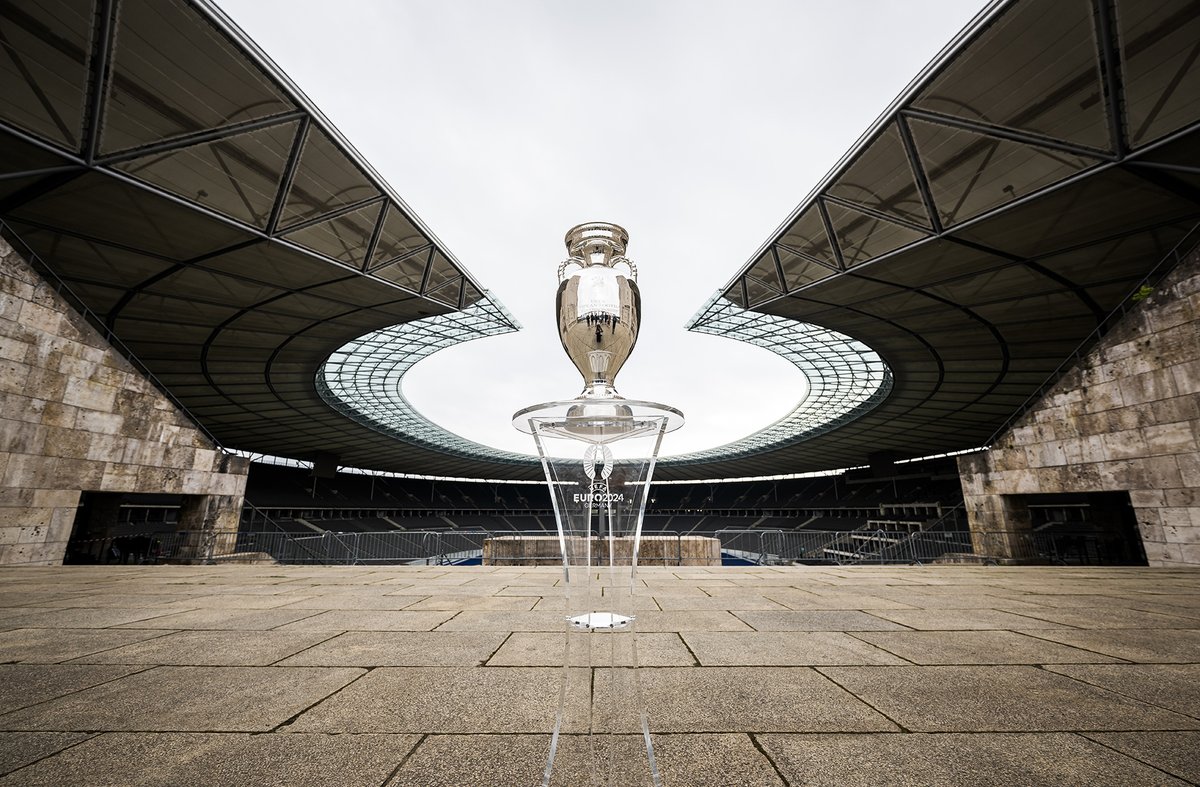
[268,665,374,733]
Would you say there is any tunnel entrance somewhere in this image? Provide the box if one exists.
[1025,491,1147,566]
[64,492,181,564]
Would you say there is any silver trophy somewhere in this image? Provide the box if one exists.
[511,222,683,786]
[556,222,640,399]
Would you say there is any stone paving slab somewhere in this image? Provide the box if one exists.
[0,564,1196,785]
[69,630,336,666]
[114,607,322,630]
[387,733,784,787]
[757,732,1191,786]
[651,595,787,610]
[0,665,364,732]
[433,610,571,631]
[0,607,186,629]
[819,665,1200,732]
[0,732,419,787]
[273,594,426,610]
[1006,605,1200,628]
[155,593,320,609]
[1044,664,1200,717]
[681,632,906,666]
[632,610,755,632]
[0,664,143,714]
[1085,732,1200,784]
[1026,628,1200,662]
[0,628,170,663]
[639,667,897,733]
[852,630,1125,665]
[0,732,92,778]
[284,666,576,734]
[487,631,695,667]
[759,591,919,610]
[403,594,538,611]
[865,608,1072,630]
[273,609,457,631]
[732,610,908,631]
[276,631,508,667]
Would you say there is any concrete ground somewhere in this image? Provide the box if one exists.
[0,564,1197,786]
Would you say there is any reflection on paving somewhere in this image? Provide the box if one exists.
[0,565,1196,786]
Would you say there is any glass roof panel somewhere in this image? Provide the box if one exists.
[824,200,927,267]
[775,244,836,292]
[826,123,930,227]
[745,250,782,292]
[910,118,1096,227]
[678,293,892,464]
[372,251,429,293]
[11,170,253,260]
[7,224,174,286]
[462,282,484,307]
[424,250,462,293]
[914,0,1109,150]
[279,127,380,227]
[723,281,747,308]
[0,0,93,150]
[743,275,777,307]
[777,205,837,268]
[951,167,1199,258]
[282,200,382,267]
[317,294,527,463]
[1118,0,1200,148]
[368,203,430,269]
[113,119,298,228]
[425,276,463,307]
[101,0,294,154]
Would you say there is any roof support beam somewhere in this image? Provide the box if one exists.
[1092,0,1129,158]
[266,116,310,235]
[96,110,307,166]
[815,198,845,270]
[895,115,943,235]
[82,0,119,165]
[900,107,1113,161]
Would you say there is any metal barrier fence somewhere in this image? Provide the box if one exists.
[64,527,1129,567]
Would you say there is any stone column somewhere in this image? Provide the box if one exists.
[965,492,1035,562]
[176,494,242,562]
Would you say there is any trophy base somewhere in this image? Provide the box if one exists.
[568,612,634,631]
[512,397,684,441]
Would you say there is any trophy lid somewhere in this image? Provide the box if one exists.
[565,222,629,262]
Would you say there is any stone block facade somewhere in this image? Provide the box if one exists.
[958,243,1200,566]
[0,236,248,565]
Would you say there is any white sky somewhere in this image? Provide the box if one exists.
[217,0,988,457]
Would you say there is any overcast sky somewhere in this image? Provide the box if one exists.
[217,0,989,458]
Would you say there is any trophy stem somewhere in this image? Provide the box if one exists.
[525,408,670,787]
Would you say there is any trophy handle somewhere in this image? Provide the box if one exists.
[557,257,585,282]
[612,257,637,281]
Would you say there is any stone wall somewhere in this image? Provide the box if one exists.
[483,535,722,567]
[958,243,1200,566]
[0,237,248,565]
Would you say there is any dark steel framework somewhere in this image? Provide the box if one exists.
[684,0,1200,479]
[0,0,530,477]
[2,0,1198,481]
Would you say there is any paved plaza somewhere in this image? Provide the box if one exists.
[0,564,1197,785]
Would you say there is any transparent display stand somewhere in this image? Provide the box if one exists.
[515,398,683,787]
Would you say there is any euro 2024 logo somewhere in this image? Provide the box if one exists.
[576,444,623,507]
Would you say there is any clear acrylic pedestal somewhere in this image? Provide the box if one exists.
[515,398,683,787]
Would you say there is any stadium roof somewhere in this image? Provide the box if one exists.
[0,0,528,478]
[678,0,1200,479]
[1,0,1198,481]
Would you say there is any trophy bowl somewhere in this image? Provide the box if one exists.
[555,222,640,398]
